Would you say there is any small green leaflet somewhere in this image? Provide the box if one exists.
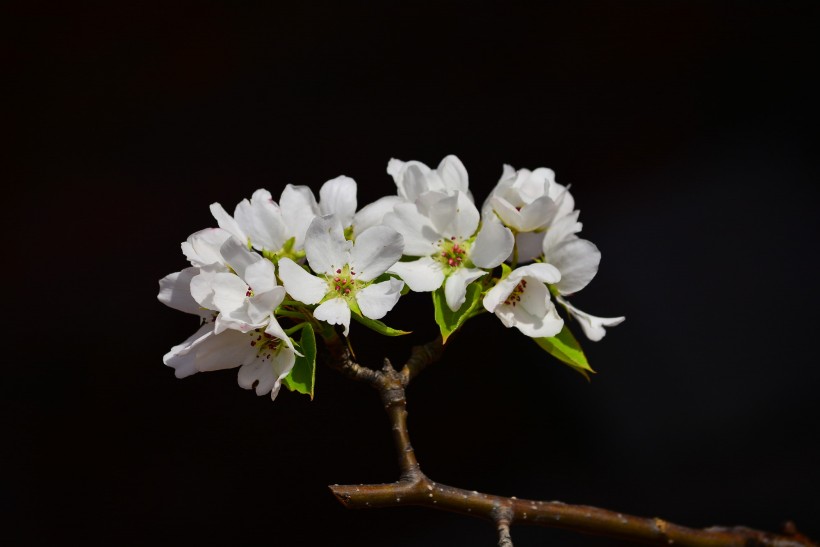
[282,323,317,399]
[351,313,410,336]
[433,281,483,343]
[534,325,595,380]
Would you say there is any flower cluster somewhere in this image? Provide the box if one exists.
[158,155,623,401]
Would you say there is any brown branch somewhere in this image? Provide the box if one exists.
[323,336,816,547]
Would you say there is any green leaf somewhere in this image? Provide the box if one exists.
[282,323,317,399]
[433,281,484,343]
[351,313,411,336]
[534,325,594,379]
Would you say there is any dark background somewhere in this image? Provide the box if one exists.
[5,2,819,546]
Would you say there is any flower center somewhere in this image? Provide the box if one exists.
[326,264,361,299]
[437,236,469,269]
[249,328,283,360]
[503,279,528,307]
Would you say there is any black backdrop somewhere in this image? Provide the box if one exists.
[5,2,820,546]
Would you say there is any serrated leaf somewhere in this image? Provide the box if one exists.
[433,281,484,343]
[351,313,410,336]
[534,325,594,379]
[282,323,317,398]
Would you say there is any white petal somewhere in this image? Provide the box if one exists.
[219,237,261,284]
[349,225,404,281]
[483,277,517,313]
[264,315,298,354]
[353,195,403,235]
[428,191,479,239]
[558,296,624,341]
[508,263,561,285]
[237,347,296,399]
[158,267,205,316]
[209,272,250,313]
[518,196,558,232]
[489,196,524,230]
[471,215,515,269]
[246,285,286,325]
[210,202,246,244]
[188,327,257,372]
[494,293,564,338]
[356,278,404,320]
[182,228,232,268]
[235,189,289,252]
[515,167,554,203]
[383,203,439,256]
[314,297,352,336]
[542,210,582,253]
[319,176,357,227]
[163,322,216,378]
[388,159,432,201]
[515,231,546,263]
[242,258,277,295]
[304,215,351,275]
[280,184,319,248]
[436,155,469,195]
[387,257,445,292]
[547,238,601,295]
[444,267,486,311]
[189,264,224,310]
[278,258,326,305]
[549,182,575,221]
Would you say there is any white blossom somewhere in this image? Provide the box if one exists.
[189,237,294,352]
[278,215,405,336]
[484,164,576,262]
[483,263,564,338]
[384,190,514,311]
[163,321,296,400]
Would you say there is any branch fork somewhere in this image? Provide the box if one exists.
[323,335,816,547]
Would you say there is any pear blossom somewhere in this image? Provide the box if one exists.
[482,264,564,338]
[278,215,405,336]
[387,155,472,202]
[384,190,514,311]
[163,321,296,400]
[189,237,294,352]
[484,165,576,262]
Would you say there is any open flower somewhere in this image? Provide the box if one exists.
[278,215,405,336]
[384,190,514,311]
[189,237,293,351]
[485,164,576,262]
[163,321,296,401]
[483,263,564,338]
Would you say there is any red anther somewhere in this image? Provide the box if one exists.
[250,341,256,347]
[336,285,341,291]
[442,252,447,257]
[448,258,455,266]
[334,277,340,282]
[336,268,342,274]
[344,288,350,294]
[351,271,355,275]
[451,236,456,240]
[341,279,347,285]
